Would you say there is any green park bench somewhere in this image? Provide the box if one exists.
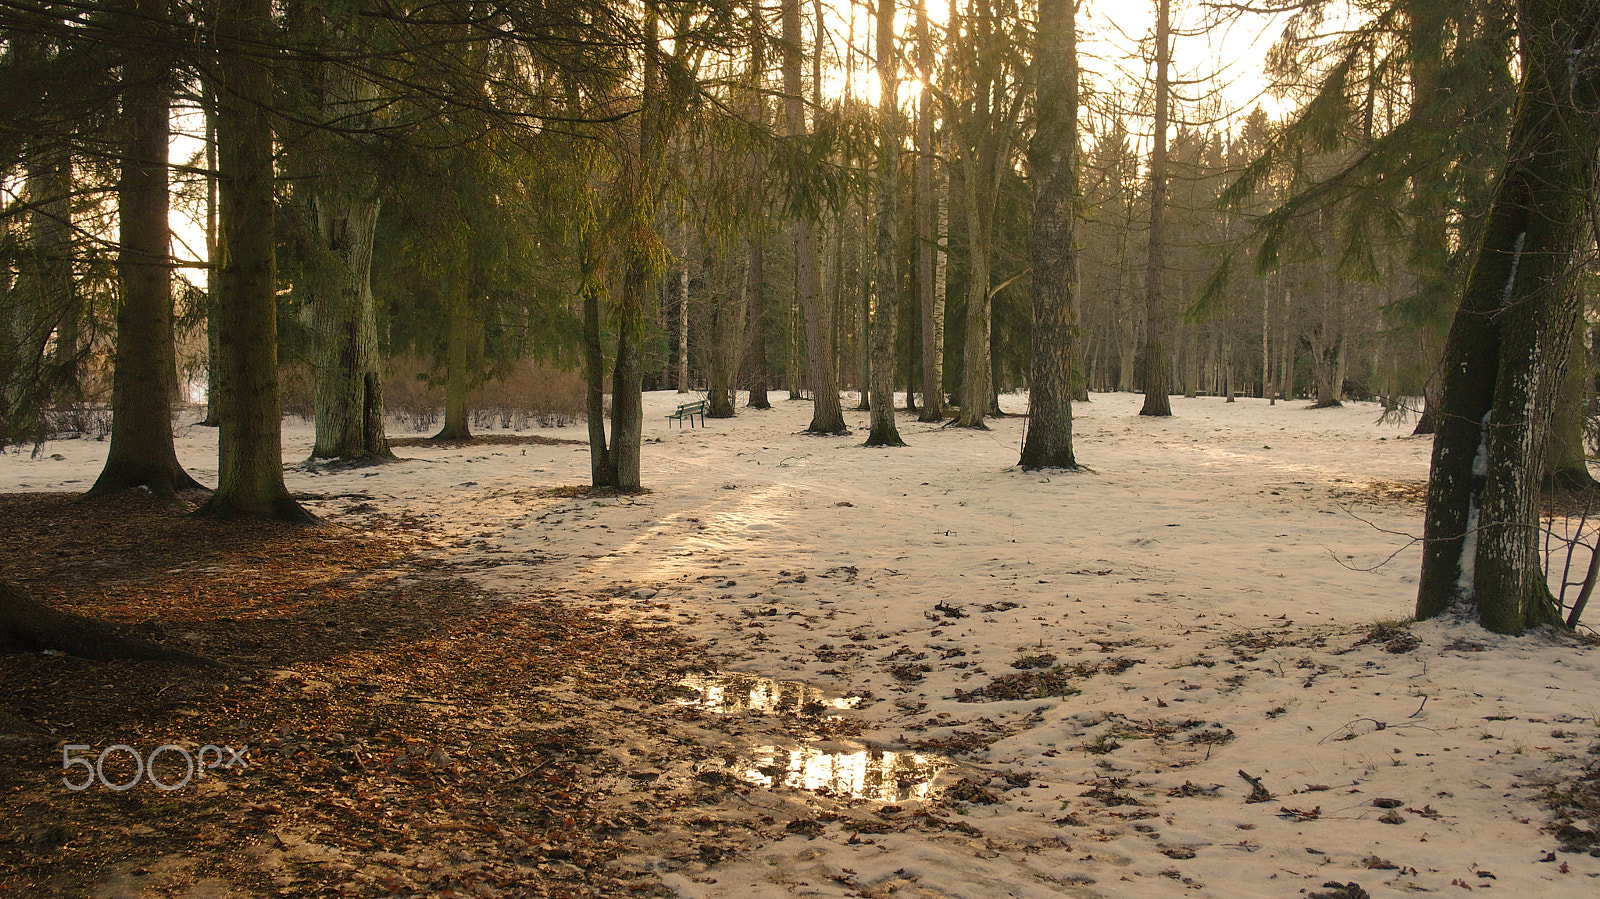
[666,399,708,428]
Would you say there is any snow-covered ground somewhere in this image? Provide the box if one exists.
[6,390,1599,898]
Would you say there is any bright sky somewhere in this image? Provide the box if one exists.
[817,0,1297,126]
[1088,0,1294,118]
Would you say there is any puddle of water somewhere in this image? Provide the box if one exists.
[675,673,947,801]
[739,742,947,802]
[674,672,860,714]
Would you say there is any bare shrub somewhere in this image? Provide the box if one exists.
[278,362,315,420]
[469,361,586,429]
[383,355,442,433]
[382,357,586,432]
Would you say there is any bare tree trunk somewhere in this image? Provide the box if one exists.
[434,292,478,440]
[709,253,745,418]
[201,81,222,428]
[1222,326,1237,400]
[300,55,392,461]
[787,296,802,400]
[856,201,872,409]
[784,0,845,432]
[949,0,1013,430]
[1261,285,1270,398]
[611,273,646,490]
[1543,312,1595,491]
[197,0,314,522]
[88,0,205,501]
[677,219,691,393]
[741,0,771,413]
[307,185,390,458]
[915,0,943,421]
[1019,0,1079,469]
[582,269,614,486]
[1139,0,1174,417]
[933,133,949,411]
[746,237,772,408]
[607,7,675,490]
[953,155,993,429]
[865,0,905,447]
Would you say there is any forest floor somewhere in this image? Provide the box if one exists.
[0,489,971,898]
[2,391,1600,899]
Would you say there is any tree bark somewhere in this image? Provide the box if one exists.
[606,7,670,491]
[1415,0,1599,634]
[1019,0,1079,470]
[201,81,222,428]
[433,291,478,441]
[786,296,802,401]
[865,0,906,448]
[783,0,846,434]
[197,0,315,523]
[916,0,942,423]
[1543,313,1595,492]
[306,188,390,458]
[581,256,614,486]
[933,128,949,411]
[856,203,872,411]
[950,0,1018,429]
[743,0,771,414]
[1139,0,1174,417]
[610,274,646,490]
[298,45,392,462]
[746,236,772,409]
[708,254,743,419]
[677,220,691,393]
[953,154,993,429]
[88,0,205,501]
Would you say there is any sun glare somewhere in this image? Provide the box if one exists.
[807,0,1287,122]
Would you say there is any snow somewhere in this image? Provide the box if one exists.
[1460,409,1494,601]
[1502,231,1526,308]
[5,390,1599,898]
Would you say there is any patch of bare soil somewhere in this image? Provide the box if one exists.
[1330,479,1428,507]
[386,435,585,449]
[0,493,979,898]
[1333,478,1600,521]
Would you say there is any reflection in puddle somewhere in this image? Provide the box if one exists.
[675,672,860,714]
[740,742,946,802]
[674,673,947,801]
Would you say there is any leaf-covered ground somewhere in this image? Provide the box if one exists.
[0,492,981,898]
